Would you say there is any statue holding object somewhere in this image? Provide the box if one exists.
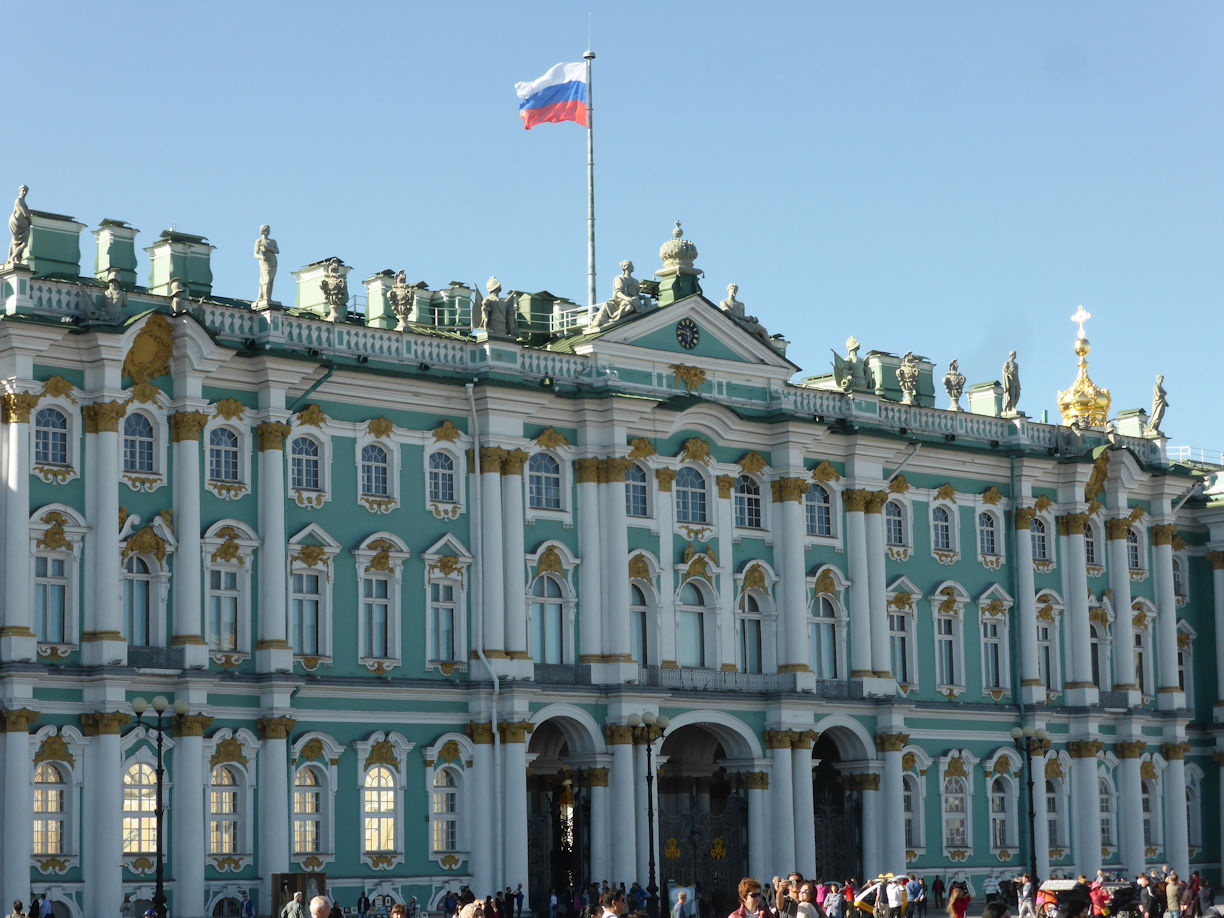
[475,276,518,339]
[5,184,30,268]
[832,336,873,394]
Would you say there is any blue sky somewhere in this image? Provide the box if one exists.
[6,2,1221,453]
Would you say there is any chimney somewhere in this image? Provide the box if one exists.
[93,219,139,287]
[26,210,86,278]
[145,230,214,297]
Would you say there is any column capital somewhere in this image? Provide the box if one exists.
[1056,513,1088,536]
[0,708,38,732]
[1027,738,1052,757]
[575,457,601,483]
[776,477,808,503]
[1014,507,1034,530]
[764,728,794,750]
[256,421,292,451]
[717,474,736,499]
[1,390,39,424]
[875,732,910,753]
[175,714,215,737]
[864,490,889,514]
[1151,524,1178,546]
[82,400,126,433]
[740,770,769,790]
[169,410,211,442]
[655,468,677,492]
[1114,740,1147,759]
[257,716,296,740]
[1160,741,1190,761]
[498,720,535,743]
[81,711,128,736]
[843,489,870,513]
[1067,739,1104,759]
[500,448,529,476]
[790,729,819,750]
[605,723,635,745]
[478,446,507,472]
[581,767,610,787]
[845,772,880,791]
[465,721,494,744]
[601,457,634,482]
[1207,550,1224,570]
[1105,517,1132,540]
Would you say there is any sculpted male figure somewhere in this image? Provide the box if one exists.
[1146,374,1168,434]
[6,185,30,266]
[720,282,769,343]
[477,276,517,338]
[254,224,279,306]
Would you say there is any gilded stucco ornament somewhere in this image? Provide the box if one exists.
[588,259,648,331]
[628,437,655,459]
[811,460,840,483]
[367,416,394,439]
[720,283,769,343]
[943,359,965,411]
[41,376,76,402]
[320,257,349,322]
[832,336,872,393]
[536,546,563,575]
[296,403,327,427]
[214,398,246,421]
[534,427,570,449]
[896,351,920,405]
[123,314,174,384]
[670,363,706,394]
[1056,306,1111,428]
[628,554,651,582]
[679,438,711,464]
[433,420,461,442]
[476,276,518,339]
[5,184,31,267]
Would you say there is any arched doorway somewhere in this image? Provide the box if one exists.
[657,724,749,918]
[810,727,865,881]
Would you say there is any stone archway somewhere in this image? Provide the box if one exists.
[808,722,873,881]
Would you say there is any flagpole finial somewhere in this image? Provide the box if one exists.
[584,49,595,60]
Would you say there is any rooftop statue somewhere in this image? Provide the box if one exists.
[253,224,279,307]
[588,260,647,331]
[1145,374,1168,436]
[387,271,414,332]
[169,277,188,315]
[896,351,920,405]
[832,336,873,394]
[943,359,965,411]
[320,257,348,323]
[5,184,30,267]
[719,282,769,343]
[1002,350,1021,416]
[476,275,517,339]
[95,267,126,323]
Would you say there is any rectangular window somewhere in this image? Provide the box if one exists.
[812,620,838,679]
[936,617,955,685]
[292,573,321,655]
[631,607,647,664]
[889,613,909,684]
[737,618,762,674]
[990,788,1007,847]
[903,784,915,848]
[32,785,64,855]
[626,475,648,518]
[209,569,239,652]
[34,556,67,644]
[363,577,390,658]
[209,788,238,854]
[1038,626,1054,689]
[677,610,705,668]
[293,786,321,854]
[430,582,456,662]
[983,621,1001,689]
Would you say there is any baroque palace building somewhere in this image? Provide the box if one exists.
[0,201,1222,918]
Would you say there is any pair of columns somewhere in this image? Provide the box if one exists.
[843,490,888,680]
[765,728,819,878]
[466,720,534,901]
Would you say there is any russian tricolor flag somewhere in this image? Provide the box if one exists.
[515,62,588,130]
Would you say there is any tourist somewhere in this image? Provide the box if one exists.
[931,880,944,911]
[797,884,820,918]
[825,884,843,918]
[729,878,767,918]
[946,886,970,918]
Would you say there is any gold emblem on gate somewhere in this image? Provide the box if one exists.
[710,838,727,860]
[664,838,681,860]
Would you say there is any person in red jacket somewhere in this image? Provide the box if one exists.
[946,887,970,918]
[1089,882,1110,918]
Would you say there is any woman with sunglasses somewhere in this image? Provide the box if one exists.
[729,879,767,918]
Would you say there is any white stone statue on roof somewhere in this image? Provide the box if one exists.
[1145,374,1168,436]
[253,224,279,307]
[832,336,872,393]
[1002,350,1020,416]
[720,282,770,344]
[5,184,30,268]
[476,275,517,339]
[588,260,646,331]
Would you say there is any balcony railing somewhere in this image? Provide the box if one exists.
[638,666,798,693]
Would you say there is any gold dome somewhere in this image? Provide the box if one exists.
[1057,306,1111,428]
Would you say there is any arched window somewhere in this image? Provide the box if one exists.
[290,437,320,491]
[208,428,240,482]
[122,763,158,854]
[733,476,762,529]
[942,775,968,848]
[33,762,66,855]
[292,571,322,656]
[428,452,456,503]
[805,484,832,537]
[34,554,68,645]
[431,768,460,854]
[810,595,839,679]
[625,463,648,517]
[676,581,708,668]
[1084,522,1098,566]
[123,413,155,473]
[531,575,564,664]
[34,407,69,466]
[978,512,998,557]
[293,767,323,855]
[209,567,239,652]
[736,593,763,674]
[675,467,707,524]
[209,766,239,854]
[360,444,389,497]
[889,603,914,685]
[527,453,562,510]
[1099,778,1116,846]
[885,501,905,546]
[363,765,396,853]
[932,506,953,552]
[362,574,392,659]
[1031,518,1049,561]
[630,584,649,664]
[989,776,1008,848]
[430,581,456,662]
[902,773,919,848]
[1127,529,1142,570]
[124,556,152,646]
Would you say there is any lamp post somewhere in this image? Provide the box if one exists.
[132,695,188,918]
[1010,725,1050,888]
[628,712,670,918]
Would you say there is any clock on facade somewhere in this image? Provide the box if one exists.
[676,318,699,349]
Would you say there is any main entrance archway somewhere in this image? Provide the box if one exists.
[809,722,872,881]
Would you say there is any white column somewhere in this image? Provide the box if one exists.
[768,732,796,872]
[576,459,604,663]
[502,724,531,894]
[1069,743,1102,877]
[634,741,650,886]
[172,716,211,918]
[501,451,528,662]
[2,711,35,907]
[608,732,637,887]
[1152,527,1183,710]
[1029,747,1050,881]
[1015,511,1041,703]
[864,493,890,677]
[655,470,677,667]
[467,726,494,897]
[1115,744,1145,878]
[1161,743,1189,877]
[859,775,881,880]
[1209,553,1224,708]
[170,413,209,668]
[1106,522,1138,696]
[601,460,633,664]
[845,493,872,678]
[878,734,906,876]
[778,481,811,675]
[83,714,124,918]
[748,777,769,886]
[1,397,35,661]
[257,717,292,908]
[791,734,816,878]
[479,450,506,655]
[716,476,736,670]
[255,421,291,672]
[82,403,126,666]
[589,776,611,885]
[1058,515,1096,705]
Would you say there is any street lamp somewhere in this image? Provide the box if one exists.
[1010,725,1050,888]
[628,712,670,918]
[132,695,189,918]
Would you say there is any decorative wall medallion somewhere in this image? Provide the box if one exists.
[433,420,461,442]
[214,398,246,420]
[534,427,570,449]
[296,403,328,427]
[367,416,394,438]
[628,437,656,458]
[122,314,173,384]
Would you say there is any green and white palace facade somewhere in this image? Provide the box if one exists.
[1,203,1222,918]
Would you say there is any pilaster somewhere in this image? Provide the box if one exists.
[1068,740,1104,875]
[1151,525,1183,710]
[765,728,796,868]
[1014,507,1042,704]
[1058,514,1096,706]
[500,448,530,667]
[478,447,507,658]
[1114,740,1145,876]
[1106,519,1140,704]
[257,716,294,907]
[170,410,210,667]
[844,490,873,681]
[777,478,814,686]
[864,491,891,682]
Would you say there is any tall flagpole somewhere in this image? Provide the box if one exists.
[585,48,596,312]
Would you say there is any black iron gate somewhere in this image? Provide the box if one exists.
[812,798,860,880]
[659,793,747,917]
[527,780,590,916]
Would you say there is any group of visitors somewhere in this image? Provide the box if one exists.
[9,894,53,918]
[436,885,526,918]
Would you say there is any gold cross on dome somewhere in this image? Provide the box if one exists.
[1071,304,1092,338]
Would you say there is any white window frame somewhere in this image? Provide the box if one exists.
[929,499,960,563]
[929,582,968,695]
[354,426,401,514]
[1031,515,1055,568]
[1127,526,1147,574]
[202,414,252,500]
[201,521,259,663]
[1045,767,1070,850]
[988,773,1018,853]
[976,509,1004,570]
[425,447,468,520]
[287,524,341,665]
[289,732,343,869]
[675,578,716,669]
[980,614,1008,695]
[901,745,931,856]
[352,532,411,672]
[526,451,565,513]
[119,512,176,651]
[422,535,473,674]
[1186,766,1203,850]
[1176,620,1195,700]
[525,541,579,663]
[1098,774,1118,847]
[523,445,574,526]
[201,728,259,870]
[1172,554,1188,605]
[119,736,175,869]
[287,427,333,509]
[1140,775,1161,849]
[1084,520,1102,571]
[808,566,849,681]
[119,404,168,493]
[422,733,474,869]
[29,725,85,871]
[938,750,978,856]
[28,504,87,655]
[529,573,569,665]
[804,482,837,540]
[353,731,414,870]
[625,461,652,520]
[1089,618,1112,691]
[733,474,765,531]
[629,579,656,666]
[735,591,767,674]
[674,465,710,527]
[1132,600,1156,697]
[30,395,81,485]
